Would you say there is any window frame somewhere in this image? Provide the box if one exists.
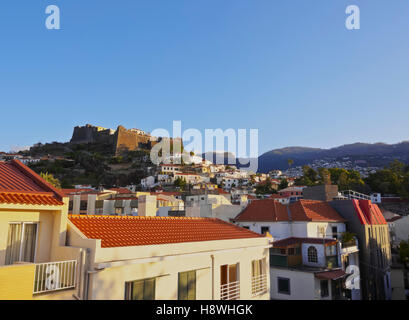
[307,245,318,263]
[178,270,197,300]
[277,277,291,295]
[125,278,156,300]
[320,280,329,298]
[6,222,39,265]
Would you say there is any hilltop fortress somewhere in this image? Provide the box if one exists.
[70,124,179,155]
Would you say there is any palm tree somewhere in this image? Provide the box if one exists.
[287,159,294,169]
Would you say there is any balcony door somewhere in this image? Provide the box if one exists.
[5,223,38,265]
[220,263,240,300]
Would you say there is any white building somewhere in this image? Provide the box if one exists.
[66,195,271,300]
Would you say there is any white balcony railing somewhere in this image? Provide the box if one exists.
[251,274,268,296]
[220,281,240,300]
[33,260,77,294]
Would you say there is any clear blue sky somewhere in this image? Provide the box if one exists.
[1,1,408,154]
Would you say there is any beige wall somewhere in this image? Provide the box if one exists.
[87,243,270,300]
[0,199,82,300]
[0,263,35,300]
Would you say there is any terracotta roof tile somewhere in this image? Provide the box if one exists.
[272,237,338,248]
[352,200,387,225]
[234,199,289,222]
[69,215,263,248]
[0,191,64,206]
[0,162,44,192]
[289,200,346,222]
[235,199,345,223]
[0,160,64,206]
[315,269,347,280]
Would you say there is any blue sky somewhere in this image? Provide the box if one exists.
[1,1,408,154]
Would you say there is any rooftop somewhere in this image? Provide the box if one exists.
[69,215,263,248]
[235,199,345,223]
[0,160,64,206]
[272,237,338,248]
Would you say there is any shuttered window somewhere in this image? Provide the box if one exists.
[125,278,156,300]
[178,270,196,300]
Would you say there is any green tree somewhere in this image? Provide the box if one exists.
[278,178,288,190]
[174,177,187,190]
[40,172,61,189]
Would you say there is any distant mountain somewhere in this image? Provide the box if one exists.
[258,141,409,173]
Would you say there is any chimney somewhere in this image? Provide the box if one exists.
[72,194,81,215]
[138,195,157,217]
[87,194,97,215]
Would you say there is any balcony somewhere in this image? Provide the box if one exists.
[340,238,359,255]
[33,260,77,294]
[220,281,240,300]
[341,239,357,249]
[326,256,339,269]
[251,274,268,296]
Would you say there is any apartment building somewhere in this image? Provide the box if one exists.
[234,199,347,239]
[330,199,392,300]
[67,211,271,300]
[270,237,360,300]
[233,198,360,299]
[0,160,270,300]
[0,160,82,300]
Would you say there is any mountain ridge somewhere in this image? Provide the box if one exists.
[258,141,409,172]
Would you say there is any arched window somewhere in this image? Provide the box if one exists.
[307,246,318,263]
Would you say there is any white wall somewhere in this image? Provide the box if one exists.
[394,216,409,243]
[301,243,325,267]
[270,268,316,300]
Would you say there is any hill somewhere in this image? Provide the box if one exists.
[258,141,409,173]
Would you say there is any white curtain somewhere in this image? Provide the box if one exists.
[5,223,37,265]
[5,224,22,265]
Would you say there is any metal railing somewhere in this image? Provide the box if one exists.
[220,281,240,300]
[340,190,371,201]
[33,260,77,294]
[251,274,268,296]
[341,239,357,248]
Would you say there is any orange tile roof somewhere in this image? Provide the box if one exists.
[0,191,64,206]
[315,269,347,280]
[235,199,289,222]
[235,199,345,223]
[109,188,133,194]
[68,215,263,247]
[352,200,387,225]
[272,237,338,248]
[0,162,45,192]
[289,200,346,222]
[0,160,64,206]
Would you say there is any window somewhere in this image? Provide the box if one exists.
[5,222,38,265]
[178,271,196,300]
[277,277,290,295]
[242,226,250,230]
[252,259,267,296]
[307,246,318,263]
[320,280,329,297]
[288,248,295,255]
[332,226,338,239]
[125,278,156,300]
[252,259,265,278]
[115,207,124,215]
[261,226,270,234]
[220,263,240,300]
